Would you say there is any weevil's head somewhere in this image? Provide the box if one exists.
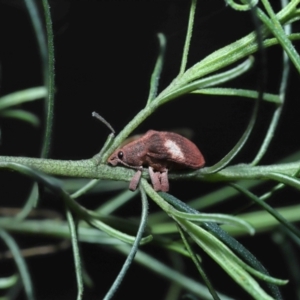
[108,147,143,170]
[108,148,126,166]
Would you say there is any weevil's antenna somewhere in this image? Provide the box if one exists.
[92,111,115,135]
[92,111,116,164]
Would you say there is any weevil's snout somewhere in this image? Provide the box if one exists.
[108,154,118,166]
[108,149,124,166]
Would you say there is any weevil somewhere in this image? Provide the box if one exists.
[108,130,205,192]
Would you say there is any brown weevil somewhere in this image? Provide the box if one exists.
[108,130,205,192]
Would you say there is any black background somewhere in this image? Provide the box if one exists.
[0,1,299,299]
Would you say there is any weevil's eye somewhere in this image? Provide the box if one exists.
[118,151,124,159]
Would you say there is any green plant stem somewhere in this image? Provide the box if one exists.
[177,225,221,300]
[1,156,300,184]
[146,33,166,104]
[103,186,148,300]
[66,209,83,300]
[179,0,197,75]
[251,4,291,165]
[0,230,35,300]
[41,0,55,158]
[24,0,53,158]
[258,2,300,74]
[231,183,300,239]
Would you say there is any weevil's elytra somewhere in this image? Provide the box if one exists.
[108,130,205,192]
[164,139,185,160]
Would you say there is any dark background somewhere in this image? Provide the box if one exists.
[0,1,299,299]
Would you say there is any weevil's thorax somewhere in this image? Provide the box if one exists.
[121,139,147,166]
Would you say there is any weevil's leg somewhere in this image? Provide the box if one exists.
[149,166,161,191]
[159,169,169,192]
[129,169,142,191]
